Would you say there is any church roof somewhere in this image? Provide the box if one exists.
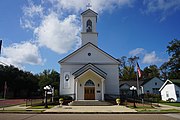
[72,63,107,79]
[119,80,144,88]
[141,77,163,86]
[59,42,120,64]
[81,9,98,16]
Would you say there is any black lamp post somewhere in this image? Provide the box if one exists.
[44,85,50,108]
[130,86,137,108]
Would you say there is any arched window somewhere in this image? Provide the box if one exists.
[86,19,92,32]
[85,80,95,86]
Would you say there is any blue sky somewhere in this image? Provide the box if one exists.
[0,0,180,74]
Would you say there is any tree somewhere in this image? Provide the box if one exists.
[0,65,39,98]
[159,62,169,80]
[119,56,139,80]
[166,39,180,79]
[143,65,160,79]
[37,69,60,96]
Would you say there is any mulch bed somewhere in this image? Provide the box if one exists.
[0,99,25,107]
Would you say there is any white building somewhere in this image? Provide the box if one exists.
[58,9,120,100]
[142,77,164,94]
[120,77,164,95]
[159,79,180,102]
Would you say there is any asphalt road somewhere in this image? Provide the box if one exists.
[0,114,180,120]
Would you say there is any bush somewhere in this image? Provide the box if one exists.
[54,95,73,102]
[143,93,161,102]
[167,98,175,102]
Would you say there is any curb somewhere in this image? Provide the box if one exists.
[0,111,180,114]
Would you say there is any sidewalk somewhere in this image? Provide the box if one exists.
[44,105,137,113]
[0,105,137,113]
[0,105,28,111]
[1,103,180,113]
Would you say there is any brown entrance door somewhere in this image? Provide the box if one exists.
[84,87,95,100]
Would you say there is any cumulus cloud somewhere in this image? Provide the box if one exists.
[20,0,44,30]
[47,0,134,13]
[91,0,134,13]
[20,0,134,54]
[143,0,180,21]
[0,41,44,68]
[129,48,163,64]
[142,51,162,64]
[129,48,144,56]
[34,12,81,54]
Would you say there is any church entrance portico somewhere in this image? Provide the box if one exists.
[73,63,106,100]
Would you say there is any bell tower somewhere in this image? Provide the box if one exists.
[81,9,98,46]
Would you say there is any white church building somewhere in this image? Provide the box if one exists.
[59,9,120,101]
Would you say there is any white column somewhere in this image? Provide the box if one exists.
[75,79,78,101]
[101,79,105,101]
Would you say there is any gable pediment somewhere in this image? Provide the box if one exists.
[81,9,98,17]
[59,43,120,64]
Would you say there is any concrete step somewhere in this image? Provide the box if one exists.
[68,100,113,106]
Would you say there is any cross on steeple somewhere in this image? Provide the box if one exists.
[86,2,92,9]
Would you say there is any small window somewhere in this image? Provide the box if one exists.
[147,90,149,93]
[176,91,179,98]
[153,88,159,94]
[97,90,101,93]
[86,19,92,32]
[88,53,91,56]
[85,80,95,86]
[166,91,169,97]
[155,82,157,85]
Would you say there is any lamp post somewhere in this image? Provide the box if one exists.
[44,85,50,108]
[130,86,137,108]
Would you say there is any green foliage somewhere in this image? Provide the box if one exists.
[161,102,180,107]
[58,95,73,100]
[119,56,139,80]
[36,69,60,96]
[160,39,180,79]
[0,65,39,98]
[143,65,160,79]
[0,65,60,98]
[143,93,161,102]
[59,98,64,101]
[166,39,180,79]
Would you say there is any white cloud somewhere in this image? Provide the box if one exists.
[143,0,180,21]
[20,0,44,30]
[49,0,134,13]
[143,0,180,12]
[91,0,134,13]
[20,0,135,55]
[34,12,81,54]
[0,41,44,68]
[23,0,44,17]
[142,51,162,64]
[129,48,144,56]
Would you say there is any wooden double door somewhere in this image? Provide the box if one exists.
[84,87,95,100]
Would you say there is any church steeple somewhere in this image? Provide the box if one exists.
[81,9,98,46]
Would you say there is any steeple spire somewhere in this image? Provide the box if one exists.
[81,6,98,46]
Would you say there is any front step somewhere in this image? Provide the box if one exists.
[68,100,113,106]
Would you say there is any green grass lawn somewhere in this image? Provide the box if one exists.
[137,109,180,113]
[160,102,180,107]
